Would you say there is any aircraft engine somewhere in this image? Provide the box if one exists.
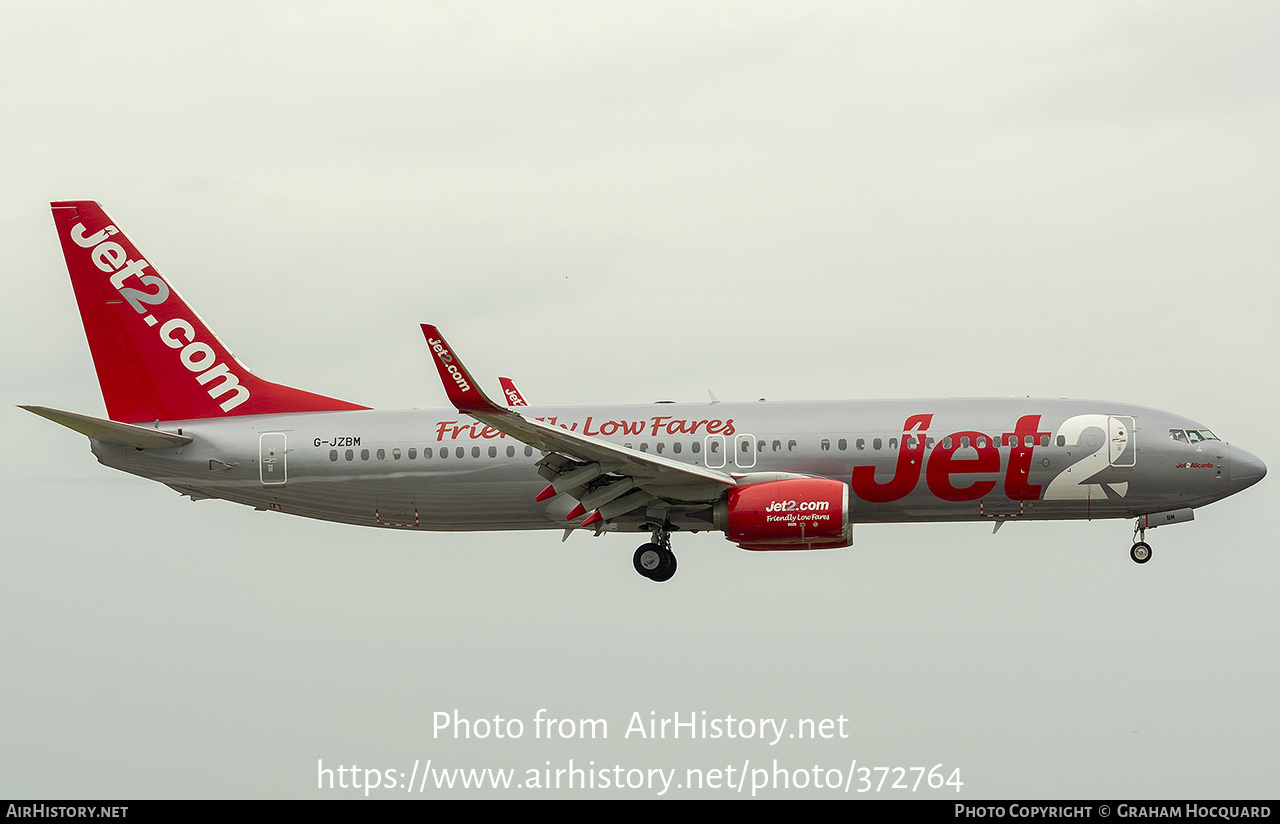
[714,478,852,551]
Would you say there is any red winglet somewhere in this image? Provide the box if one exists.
[498,377,528,406]
[420,324,505,414]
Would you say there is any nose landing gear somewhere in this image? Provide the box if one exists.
[1131,520,1152,564]
[633,527,677,582]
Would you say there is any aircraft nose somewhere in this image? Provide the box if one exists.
[1231,446,1267,492]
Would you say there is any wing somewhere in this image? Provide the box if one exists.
[420,325,735,526]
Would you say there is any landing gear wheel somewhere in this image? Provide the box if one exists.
[650,552,677,582]
[1130,542,1152,564]
[634,543,664,577]
[633,543,676,582]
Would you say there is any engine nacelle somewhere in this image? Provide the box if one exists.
[714,477,852,551]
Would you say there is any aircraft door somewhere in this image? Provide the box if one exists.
[734,434,757,468]
[1109,416,1135,467]
[705,435,726,468]
[260,432,287,486]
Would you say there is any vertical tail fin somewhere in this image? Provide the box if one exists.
[51,201,367,422]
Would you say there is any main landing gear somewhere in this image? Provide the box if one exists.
[634,527,677,582]
[1130,520,1152,565]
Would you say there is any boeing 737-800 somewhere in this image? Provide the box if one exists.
[26,201,1267,581]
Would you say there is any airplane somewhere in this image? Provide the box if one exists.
[25,201,1267,582]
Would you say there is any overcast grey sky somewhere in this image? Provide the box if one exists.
[2,1,1277,798]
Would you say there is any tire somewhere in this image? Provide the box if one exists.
[1130,542,1152,564]
[634,543,664,578]
[650,552,677,582]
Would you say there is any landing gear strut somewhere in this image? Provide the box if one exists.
[1130,520,1152,565]
[633,527,676,582]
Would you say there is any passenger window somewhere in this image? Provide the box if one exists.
[468,446,477,457]
[873,438,882,450]
[856,438,865,450]
[673,442,682,454]
[960,437,969,449]
[889,438,898,450]
[788,439,797,452]
[345,449,353,461]
[1024,435,1033,447]
[392,448,401,460]
[639,443,649,452]
[377,448,385,460]
[409,448,417,459]
[488,446,497,457]
[709,440,720,454]
[330,449,338,461]
[772,440,782,452]
[440,448,447,459]
[361,449,370,461]
[976,437,986,449]
[692,442,700,454]
[507,446,515,457]
[525,446,534,457]
[821,439,830,451]
[1040,435,1049,447]
[838,438,847,451]
[758,440,765,452]
[942,438,952,449]
[656,442,664,454]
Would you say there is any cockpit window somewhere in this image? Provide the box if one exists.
[1170,428,1219,444]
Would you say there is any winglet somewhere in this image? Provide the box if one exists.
[498,377,529,406]
[420,324,506,414]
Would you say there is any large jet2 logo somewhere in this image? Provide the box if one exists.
[70,221,250,412]
[849,414,1130,504]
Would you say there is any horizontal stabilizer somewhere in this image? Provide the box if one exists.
[20,405,192,449]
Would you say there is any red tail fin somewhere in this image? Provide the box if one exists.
[51,201,367,422]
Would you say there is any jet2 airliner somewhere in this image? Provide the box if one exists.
[26,201,1267,581]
